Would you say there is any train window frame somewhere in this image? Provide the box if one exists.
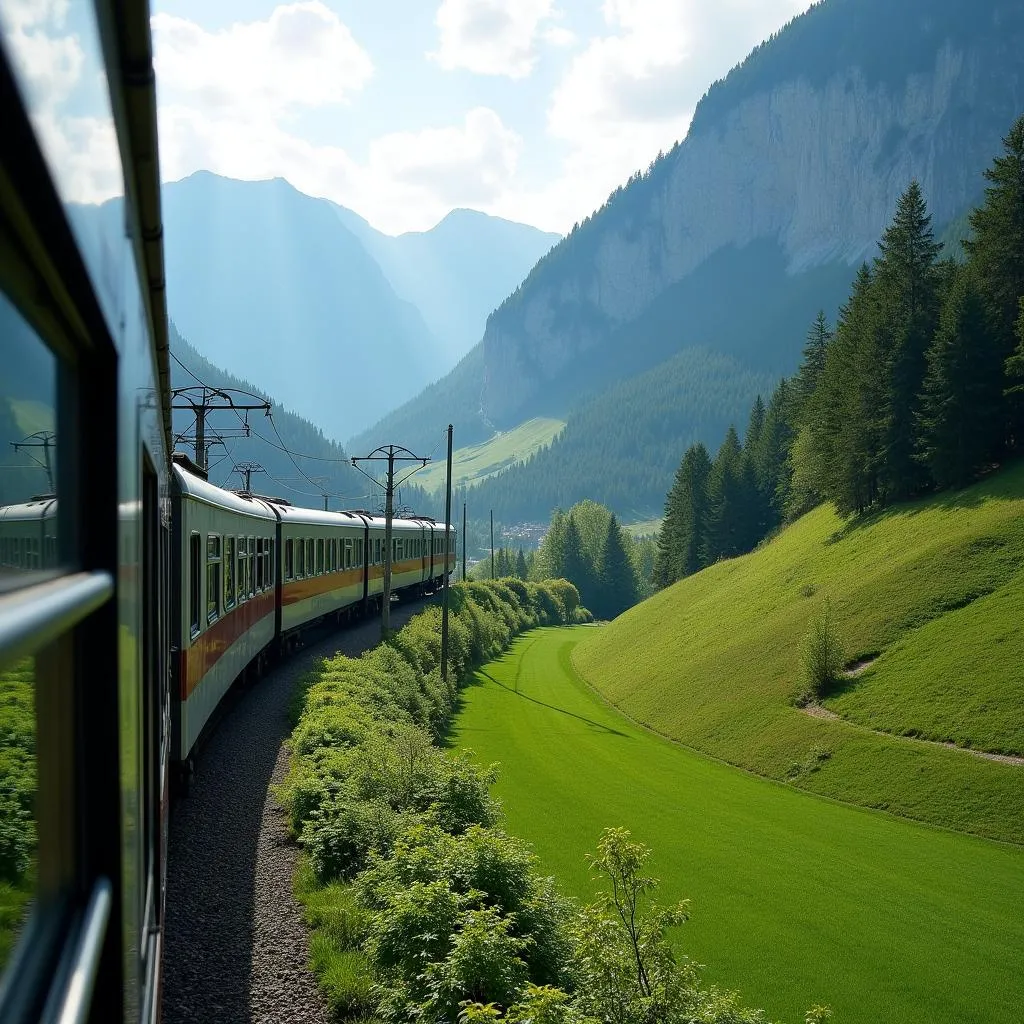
[296,536,304,578]
[206,535,221,624]
[285,539,293,581]
[269,539,275,586]
[305,539,314,577]
[189,533,202,637]
[316,539,324,575]
[247,537,256,598]
[224,537,235,611]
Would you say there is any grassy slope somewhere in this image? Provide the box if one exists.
[449,629,1024,1024]
[623,517,663,538]
[412,417,565,493]
[573,464,1024,844]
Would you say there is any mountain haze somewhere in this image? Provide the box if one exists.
[333,205,559,366]
[159,172,557,441]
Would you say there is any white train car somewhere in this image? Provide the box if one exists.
[171,463,278,764]
[0,497,58,574]
[388,516,432,594]
[277,505,371,635]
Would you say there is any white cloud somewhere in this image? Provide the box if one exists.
[369,108,520,205]
[431,0,567,79]
[152,2,373,117]
[159,100,521,235]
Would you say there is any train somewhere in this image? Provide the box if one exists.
[171,458,454,782]
[0,3,453,1021]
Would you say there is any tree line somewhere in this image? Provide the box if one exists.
[656,115,1024,588]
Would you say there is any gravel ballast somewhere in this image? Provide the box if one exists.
[162,597,432,1024]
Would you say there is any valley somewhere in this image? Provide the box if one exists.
[449,628,1024,1024]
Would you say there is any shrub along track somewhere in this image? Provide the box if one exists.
[162,597,431,1024]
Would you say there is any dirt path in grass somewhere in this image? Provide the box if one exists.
[801,703,1024,766]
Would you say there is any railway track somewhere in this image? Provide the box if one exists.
[162,597,433,1023]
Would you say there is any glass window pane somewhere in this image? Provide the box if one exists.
[206,535,221,622]
[0,292,60,591]
[0,656,36,973]
[224,537,235,610]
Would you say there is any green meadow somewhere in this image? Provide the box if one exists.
[449,628,1024,1024]
[412,416,564,493]
[574,463,1024,844]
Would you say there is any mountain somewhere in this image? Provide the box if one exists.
[333,206,559,366]
[363,0,1024,503]
[159,172,557,441]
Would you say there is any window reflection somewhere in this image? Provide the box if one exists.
[0,657,36,972]
[0,292,59,587]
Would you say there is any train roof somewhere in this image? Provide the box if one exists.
[0,497,58,520]
[172,463,277,520]
[272,503,369,528]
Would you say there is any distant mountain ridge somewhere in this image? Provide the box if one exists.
[156,172,558,441]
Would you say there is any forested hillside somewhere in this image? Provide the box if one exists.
[468,348,774,521]
[656,117,1024,586]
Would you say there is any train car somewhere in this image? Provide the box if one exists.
[170,463,278,769]
[0,498,58,574]
[277,504,371,636]
[0,0,172,1020]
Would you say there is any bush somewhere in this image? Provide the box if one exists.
[800,598,844,700]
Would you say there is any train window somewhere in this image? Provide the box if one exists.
[256,539,264,591]
[0,292,60,593]
[206,535,221,623]
[343,539,351,569]
[355,539,362,565]
[330,539,337,571]
[190,533,202,636]
[224,537,235,610]
[269,539,275,585]
[285,540,293,580]
[306,539,314,577]
[316,539,324,575]
[296,537,305,577]
[236,541,246,604]
[248,537,256,597]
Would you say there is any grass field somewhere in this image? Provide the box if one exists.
[449,628,1024,1024]
[412,417,565,494]
[573,463,1024,844]
[623,517,662,538]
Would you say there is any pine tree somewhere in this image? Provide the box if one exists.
[873,180,942,500]
[596,515,638,619]
[804,264,886,516]
[702,427,746,564]
[965,115,1024,438]
[654,443,711,587]
[916,266,1002,489]
[515,548,528,579]
[794,311,832,418]
[562,514,596,609]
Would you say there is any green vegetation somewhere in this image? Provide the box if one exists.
[577,463,1024,843]
[411,418,565,494]
[0,660,36,969]
[623,518,662,538]
[532,500,655,616]
[284,584,798,1023]
[450,628,1024,1024]
[469,348,775,522]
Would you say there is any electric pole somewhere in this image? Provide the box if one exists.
[441,425,453,683]
[490,509,494,580]
[11,431,56,494]
[234,461,264,494]
[171,386,270,472]
[461,501,466,582]
[351,445,430,640]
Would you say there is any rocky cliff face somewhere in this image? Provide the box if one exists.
[481,1,1024,426]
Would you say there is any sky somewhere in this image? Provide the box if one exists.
[150,0,818,234]
[2,0,814,236]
